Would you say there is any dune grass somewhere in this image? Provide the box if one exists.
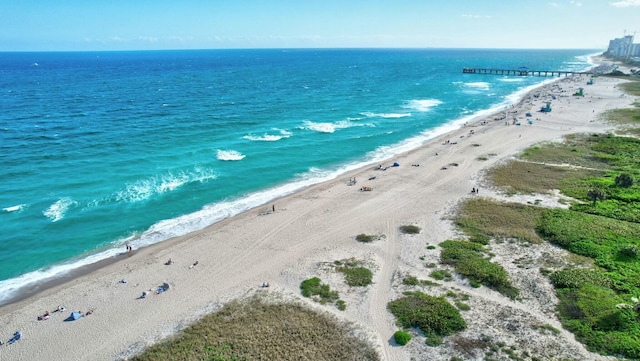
[454,198,545,245]
[455,79,640,358]
[131,295,380,361]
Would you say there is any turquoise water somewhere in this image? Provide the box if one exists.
[0,48,596,303]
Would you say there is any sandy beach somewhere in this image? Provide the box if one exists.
[1,63,637,360]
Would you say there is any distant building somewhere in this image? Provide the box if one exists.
[605,35,640,60]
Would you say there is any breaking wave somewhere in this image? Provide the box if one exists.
[216,149,246,161]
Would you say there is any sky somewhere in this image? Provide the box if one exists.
[1,0,639,52]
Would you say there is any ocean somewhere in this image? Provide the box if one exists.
[0,48,596,305]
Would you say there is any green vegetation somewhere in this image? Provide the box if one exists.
[300,277,342,307]
[393,330,412,346]
[387,291,466,341]
[338,266,373,287]
[402,275,440,287]
[429,269,453,281]
[355,233,384,243]
[440,240,519,299]
[399,224,421,234]
[334,258,374,287]
[402,275,420,286]
[454,198,544,245]
[464,85,640,359]
[454,301,471,311]
[131,295,380,361]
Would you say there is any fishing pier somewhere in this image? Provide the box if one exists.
[462,67,592,77]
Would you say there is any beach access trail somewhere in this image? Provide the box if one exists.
[1,68,636,361]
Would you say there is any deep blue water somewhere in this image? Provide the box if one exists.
[0,48,596,303]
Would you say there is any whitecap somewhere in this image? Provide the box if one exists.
[243,129,291,141]
[216,149,246,161]
[404,99,443,112]
[43,197,76,222]
[303,119,369,133]
[362,112,412,119]
[463,82,490,90]
[115,168,217,203]
[303,121,336,133]
[3,204,27,213]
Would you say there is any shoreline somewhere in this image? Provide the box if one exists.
[1,61,637,360]
[0,61,592,308]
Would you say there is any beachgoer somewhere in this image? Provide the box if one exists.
[272,204,275,212]
[472,187,476,193]
[166,258,173,265]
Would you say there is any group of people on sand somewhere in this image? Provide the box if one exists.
[37,305,66,321]
[165,258,199,268]
[471,187,480,194]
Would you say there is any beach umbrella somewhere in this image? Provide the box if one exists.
[69,312,82,320]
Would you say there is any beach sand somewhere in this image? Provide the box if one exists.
[1,67,637,361]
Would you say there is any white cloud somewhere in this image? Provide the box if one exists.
[570,1,583,6]
[610,0,640,7]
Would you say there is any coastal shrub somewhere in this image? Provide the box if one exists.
[356,233,382,243]
[440,240,519,299]
[429,269,453,281]
[615,173,634,187]
[399,225,421,234]
[387,291,466,337]
[300,277,340,304]
[620,244,640,259]
[424,332,443,347]
[338,266,373,287]
[549,268,611,289]
[402,275,420,286]
[131,295,380,361]
[454,301,470,311]
[393,330,412,346]
[454,198,544,244]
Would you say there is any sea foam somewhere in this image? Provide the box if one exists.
[116,168,217,203]
[243,129,292,141]
[404,99,442,112]
[216,149,246,161]
[3,204,27,213]
[43,197,76,222]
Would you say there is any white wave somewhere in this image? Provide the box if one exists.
[3,204,27,213]
[116,168,217,203]
[243,129,291,141]
[303,121,337,133]
[216,149,246,161]
[404,99,443,112]
[463,82,490,90]
[0,234,138,305]
[362,112,411,119]
[43,197,76,222]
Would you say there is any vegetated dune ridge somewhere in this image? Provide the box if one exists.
[1,59,636,361]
